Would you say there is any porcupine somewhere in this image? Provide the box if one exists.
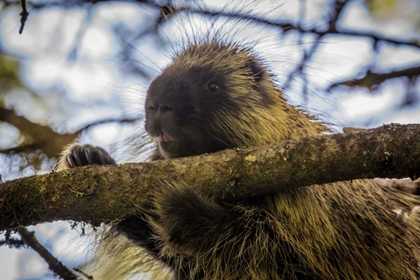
[55,24,420,280]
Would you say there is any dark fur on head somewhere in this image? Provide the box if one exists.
[145,41,326,159]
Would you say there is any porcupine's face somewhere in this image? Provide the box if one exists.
[145,41,268,159]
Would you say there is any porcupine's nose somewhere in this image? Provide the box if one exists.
[148,103,173,119]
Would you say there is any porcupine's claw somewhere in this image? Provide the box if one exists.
[54,144,116,171]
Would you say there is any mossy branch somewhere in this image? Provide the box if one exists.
[1,123,420,231]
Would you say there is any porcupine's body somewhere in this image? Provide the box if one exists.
[57,40,420,280]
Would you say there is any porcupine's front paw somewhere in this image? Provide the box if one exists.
[137,179,231,257]
[54,144,116,171]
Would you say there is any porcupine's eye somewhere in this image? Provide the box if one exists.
[208,83,219,92]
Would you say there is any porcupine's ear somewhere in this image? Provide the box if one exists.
[245,58,266,83]
[245,58,272,105]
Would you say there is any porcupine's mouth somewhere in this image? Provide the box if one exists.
[154,132,203,159]
[156,133,185,158]
[155,133,178,151]
[158,133,173,143]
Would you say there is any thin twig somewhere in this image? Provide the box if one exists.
[282,0,346,90]
[19,0,29,34]
[73,268,93,280]
[329,65,420,91]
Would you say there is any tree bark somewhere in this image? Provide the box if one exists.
[1,123,420,231]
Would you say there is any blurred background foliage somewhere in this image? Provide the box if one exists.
[0,0,419,278]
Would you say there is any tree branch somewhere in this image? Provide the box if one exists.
[329,65,420,91]
[0,124,420,231]
[18,227,78,280]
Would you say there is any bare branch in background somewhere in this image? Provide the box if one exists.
[329,65,420,91]
[18,0,29,34]
[18,227,78,280]
[0,229,24,248]
[282,0,346,101]
[0,107,138,157]
[0,108,79,157]
[0,237,25,248]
